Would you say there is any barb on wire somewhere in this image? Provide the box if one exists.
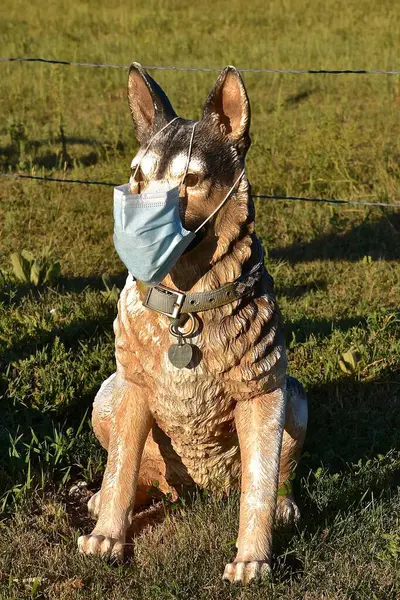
[2,172,399,209]
[0,56,399,75]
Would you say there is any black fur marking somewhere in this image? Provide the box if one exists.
[147,119,242,187]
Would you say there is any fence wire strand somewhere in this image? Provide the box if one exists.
[1,56,399,75]
[1,56,398,209]
[1,173,398,208]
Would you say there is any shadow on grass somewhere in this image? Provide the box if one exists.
[304,371,400,478]
[0,270,127,308]
[58,271,127,294]
[0,271,127,370]
[271,213,400,263]
[284,314,367,344]
[277,279,327,299]
[273,367,400,580]
[0,133,126,171]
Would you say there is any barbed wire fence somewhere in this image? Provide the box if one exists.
[1,56,399,209]
[1,56,400,75]
[1,173,398,209]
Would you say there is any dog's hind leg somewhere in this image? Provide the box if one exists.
[92,373,116,450]
[276,376,308,524]
[87,373,115,520]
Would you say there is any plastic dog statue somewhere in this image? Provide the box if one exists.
[78,63,308,585]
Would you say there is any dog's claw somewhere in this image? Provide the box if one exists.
[223,560,271,585]
[78,533,125,560]
[275,495,300,525]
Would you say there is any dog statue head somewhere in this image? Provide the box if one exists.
[127,63,254,289]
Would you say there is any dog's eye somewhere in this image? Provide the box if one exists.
[184,173,199,187]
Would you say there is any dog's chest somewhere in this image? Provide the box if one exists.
[130,318,238,452]
[149,372,235,436]
[150,378,240,488]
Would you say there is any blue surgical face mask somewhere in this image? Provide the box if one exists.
[113,118,244,286]
[113,182,196,285]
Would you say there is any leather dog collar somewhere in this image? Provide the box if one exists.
[140,243,268,321]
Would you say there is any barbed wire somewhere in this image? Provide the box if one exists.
[251,193,398,208]
[2,173,118,187]
[1,58,398,207]
[1,173,398,208]
[1,56,399,75]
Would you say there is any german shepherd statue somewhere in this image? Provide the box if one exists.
[78,62,308,585]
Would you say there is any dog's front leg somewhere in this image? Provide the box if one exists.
[223,385,286,584]
[78,378,153,559]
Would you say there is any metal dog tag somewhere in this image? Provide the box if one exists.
[168,338,193,369]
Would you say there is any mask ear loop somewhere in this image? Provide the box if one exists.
[194,168,245,234]
[131,116,180,191]
[179,123,197,199]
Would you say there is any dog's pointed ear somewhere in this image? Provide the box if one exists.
[128,62,177,142]
[202,66,251,156]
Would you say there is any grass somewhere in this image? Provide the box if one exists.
[0,0,399,597]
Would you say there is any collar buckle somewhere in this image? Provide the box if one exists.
[143,285,186,319]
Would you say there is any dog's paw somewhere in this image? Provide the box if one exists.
[275,494,300,525]
[222,560,271,585]
[87,491,101,520]
[78,533,125,560]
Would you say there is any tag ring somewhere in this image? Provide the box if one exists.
[169,313,196,339]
